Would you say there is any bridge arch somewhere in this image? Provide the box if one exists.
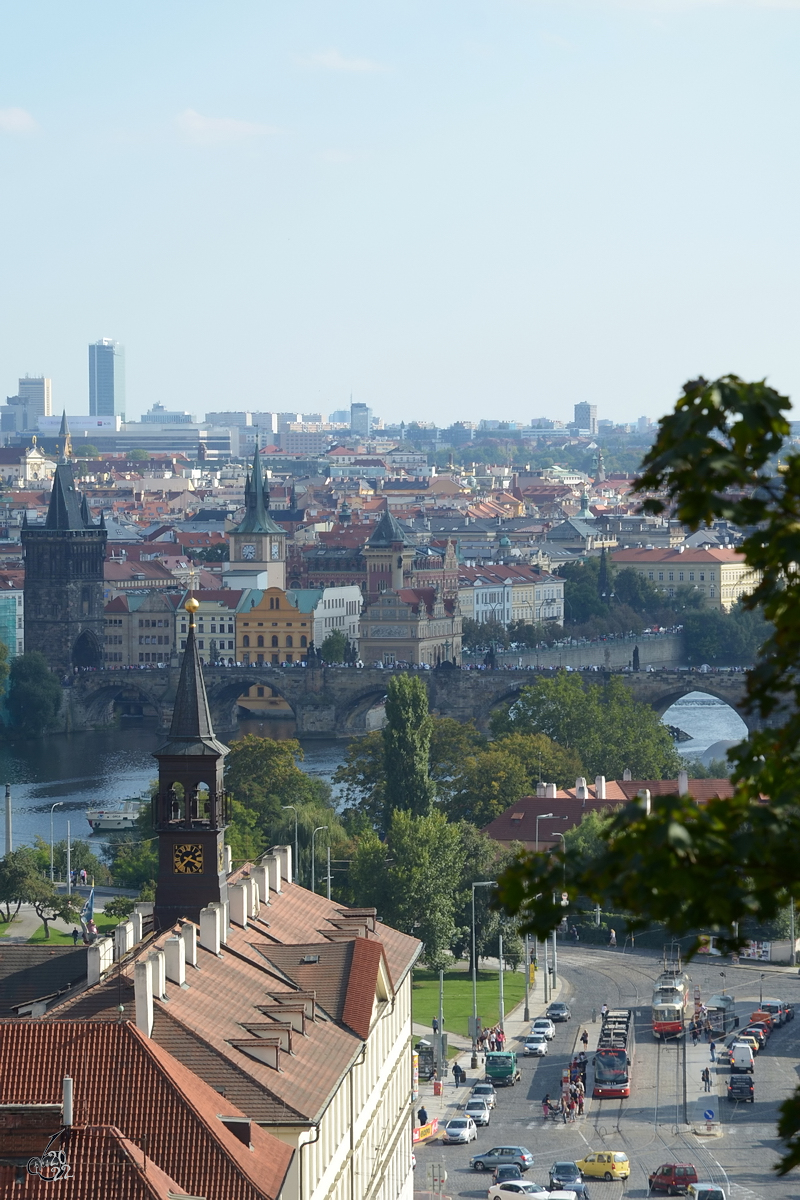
[75,678,165,724]
[203,671,298,733]
[336,684,390,735]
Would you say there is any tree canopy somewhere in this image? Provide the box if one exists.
[7,652,63,734]
[382,675,436,821]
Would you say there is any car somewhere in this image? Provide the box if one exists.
[687,1186,727,1200]
[549,1162,583,1189]
[741,1025,767,1048]
[748,1021,771,1042]
[471,1083,497,1108]
[783,1003,795,1022]
[487,1184,548,1199]
[523,1034,548,1057]
[442,1116,478,1145]
[546,1002,571,1022]
[494,1166,524,1185]
[727,1074,754,1103]
[576,1151,630,1181]
[464,1099,492,1126]
[732,1033,760,1055]
[648,1163,699,1194]
[470,1146,535,1174]
[759,1001,786,1026]
[531,1018,556,1040]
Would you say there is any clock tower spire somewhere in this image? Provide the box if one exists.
[224,444,286,589]
[153,596,230,930]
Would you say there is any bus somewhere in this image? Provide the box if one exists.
[593,1008,633,1099]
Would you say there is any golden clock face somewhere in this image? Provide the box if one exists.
[173,843,204,874]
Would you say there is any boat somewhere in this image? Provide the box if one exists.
[86,798,145,832]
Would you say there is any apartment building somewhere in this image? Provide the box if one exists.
[458,564,565,625]
[611,546,759,612]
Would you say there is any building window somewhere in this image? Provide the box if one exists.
[689,572,695,581]
[679,572,684,582]
[648,571,654,580]
[257,635,264,647]
[668,572,674,581]
[286,636,293,648]
[243,635,250,647]
[658,572,664,582]
[271,653,279,665]
[271,635,278,647]
[300,635,307,647]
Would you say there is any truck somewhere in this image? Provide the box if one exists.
[484,1050,521,1087]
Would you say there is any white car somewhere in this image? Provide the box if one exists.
[464,1099,491,1126]
[487,1183,549,1199]
[531,1019,556,1040]
[443,1116,478,1144]
[471,1083,497,1109]
[523,1034,548,1057]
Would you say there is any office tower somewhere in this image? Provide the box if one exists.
[89,339,126,420]
[18,376,52,419]
[329,409,350,424]
[574,402,598,435]
[350,402,372,438]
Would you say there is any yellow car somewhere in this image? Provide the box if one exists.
[734,1034,760,1055]
[575,1152,630,1181]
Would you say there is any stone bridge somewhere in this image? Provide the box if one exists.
[62,665,755,738]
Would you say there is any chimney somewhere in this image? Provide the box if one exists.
[575,777,588,801]
[131,909,143,943]
[148,950,166,1000]
[264,853,282,894]
[623,768,632,781]
[595,775,606,800]
[545,783,557,799]
[275,844,293,884]
[180,922,197,967]
[62,1077,73,1128]
[252,864,269,906]
[246,876,259,919]
[224,845,232,875]
[134,959,154,1037]
[213,900,229,945]
[229,882,248,928]
[637,788,652,816]
[678,770,689,796]
[165,935,186,987]
[536,782,546,798]
[199,905,221,956]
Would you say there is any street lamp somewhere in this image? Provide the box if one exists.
[281,805,299,886]
[720,970,727,994]
[535,813,554,853]
[50,802,63,884]
[471,880,496,1068]
[311,826,328,895]
[760,972,765,1007]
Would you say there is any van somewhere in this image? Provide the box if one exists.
[760,1001,785,1026]
[729,1042,754,1074]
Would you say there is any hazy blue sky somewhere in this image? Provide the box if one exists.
[1,1,799,426]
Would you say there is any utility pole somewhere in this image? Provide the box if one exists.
[326,845,331,900]
[791,902,796,968]
[552,927,558,989]
[543,936,549,1004]
[523,932,530,1022]
[66,821,71,895]
[4,783,11,855]
[438,970,445,1076]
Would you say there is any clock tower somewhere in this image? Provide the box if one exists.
[224,445,286,590]
[153,596,230,929]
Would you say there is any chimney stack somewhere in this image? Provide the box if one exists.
[148,950,166,1000]
[678,770,689,796]
[275,844,293,885]
[199,905,221,956]
[62,1077,73,1127]
[229,882,248,928]
[595,775,606,800]
[165,935,186,987]
[134,959,154,1037]
[575,777,588,801]
[536,782,546,798]
[637,788,652,816]
[545,783,557,799]
[264,853,282,894]
[623,768,632,781]
[252,864,269,906]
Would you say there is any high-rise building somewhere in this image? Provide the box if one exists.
[574,402,598,435]
[18,376,52,419]
[350,401,372,437]
[89,338,125,420]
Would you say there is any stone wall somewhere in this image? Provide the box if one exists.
[486,632,685,671]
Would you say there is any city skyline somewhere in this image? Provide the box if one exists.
[2,2,799,425]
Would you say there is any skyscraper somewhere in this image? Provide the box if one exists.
[350,401,372,438]
[17,376,52,420]
[573,402,598,435]
[89,338,125,419]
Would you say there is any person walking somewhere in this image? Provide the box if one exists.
[580,1029,589,1051]
[432,1017,439,1034]
[691,1023,699,1047]
[608,928,617,947]
[600,1003,609,1021]
[710,1040,716,1063]
[417,1106,428,1127]
[71,928,79,945]
[542,1094,552,1119]
[702,1068,711,1093]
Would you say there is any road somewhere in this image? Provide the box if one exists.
[414,947,800,1199]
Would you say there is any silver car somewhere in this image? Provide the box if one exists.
[443,1116,478,1144]
[464,1099,491,1126]
[471,1083,497,1109]
[523,1034,548,1057]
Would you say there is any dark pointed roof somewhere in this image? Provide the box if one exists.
[59,409,70,438]
[367,509,414,548]
[45,464,93,531]
[233,446,284,535]
[156,604,228,758]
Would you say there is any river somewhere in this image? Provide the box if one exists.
[2,692,748,854]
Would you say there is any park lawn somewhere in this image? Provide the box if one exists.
[27,920,121,945]
[412,968,527,1038]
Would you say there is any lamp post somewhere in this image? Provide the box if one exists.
[311,826,328,895]
[760,972,765,1007]
[535,813,554,853]
[554,830,567,890]
[281,805,299,886]
[720,970,727,995]
[471,880,496,1068]
[50,802,63,884]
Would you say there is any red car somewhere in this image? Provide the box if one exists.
[648,1163,698,1194]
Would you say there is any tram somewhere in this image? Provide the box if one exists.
[651,945,691,1039]
[593,1008,634,1098]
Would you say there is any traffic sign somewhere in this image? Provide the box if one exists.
[704,1109,714,1120]
[427,1162,447,1190]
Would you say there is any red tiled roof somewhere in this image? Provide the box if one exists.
[343,938,386,1039]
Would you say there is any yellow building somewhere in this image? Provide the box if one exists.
[611,547,759,612]
[235,587,313,665]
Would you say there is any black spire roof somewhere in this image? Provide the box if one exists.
[233,446,284,536]
[157,602,228,758]
[367,509,414,548]
[45,464,93,531]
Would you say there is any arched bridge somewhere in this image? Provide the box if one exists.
[63,666,755,738]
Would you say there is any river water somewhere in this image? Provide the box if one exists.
[2,691,747,853]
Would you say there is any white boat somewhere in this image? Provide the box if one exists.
[86,798,145,832]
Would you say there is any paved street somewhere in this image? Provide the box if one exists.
[414,946,800,1199]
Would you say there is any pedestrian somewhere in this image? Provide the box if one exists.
[452,1061,459,1087]
[710,1040,716,1063]
[560,1094,569,1124]
[691,1023,699,1047]
[432,1017,439,1034]
[702,1068,711,1093]
[581,1029,589,1050]
[600,1003,609,1021]
[417,1106,428,1126]
[608,928,617,948]
[542,1094,551,1119]
[71,928,79,945]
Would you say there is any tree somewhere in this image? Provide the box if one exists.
[103,895,136,922]
[128,449,150,461]
[27,876,81,939]
[7,652,63,735]
[446,747,530,827]
[0,848,37,921]
[0,848,80,937]
[493,374,800,1173]
[320,629,348,664]
[74,443,100,457]
[382,675,436,821]
[461,618,509,652]
[224,735,323,826]
[492,732,585,791]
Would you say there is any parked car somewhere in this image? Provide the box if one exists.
[729,1042,754,1074]
[443,1116,478,1145]
[575,1151,630,1181]
[727,1075,754,1103]
[471,1083,497,1108]
[494,1166,524,1185]
[546,1002,571,1022]
[687,1186,726,1200]
[759,1001,786,1026]
[470,1146,535,1174]
[549,1162,583,1189]
[487,1183,548,1199]
[523,1034,548,1057]
[732,1033,760,1056]
[464,1099,491,1126]
[648,1163,699,1194]
[531,1018,556,1040]
[748,1021,771,1042]
[741,1025,767,1048]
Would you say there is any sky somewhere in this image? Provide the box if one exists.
[1,1,799,428]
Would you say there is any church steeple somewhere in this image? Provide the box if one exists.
[225,445,287,589]
[234,446,283,535]
[153,596,230,929]
[58,410,72,463]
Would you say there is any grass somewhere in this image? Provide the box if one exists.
[412,967,528,1038]
[27,920,121,945]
